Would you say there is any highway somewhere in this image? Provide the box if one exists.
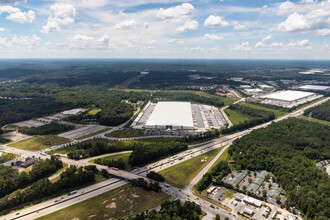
[1,97,328,220]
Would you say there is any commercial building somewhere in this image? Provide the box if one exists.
[259,90,322,108]
[243,207,255,216]
[243,196,263,208]
[298,85,330,92]
[132,101,227,130]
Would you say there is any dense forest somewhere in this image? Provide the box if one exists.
[304,100,330,122]
[124,200,202,220]
[0,165,96,214]
[129,141,188,166]
[228,118,330,219]
[94,157,126,170]
[152,91,224,107]
[18,122,74,135]
[0,156,62,198]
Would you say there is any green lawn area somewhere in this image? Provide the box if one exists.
[87,108,101,115]
[8,135,70,151]
[106,128,144,138]
[298,115,330,126]
[0,152,20,163]
[37,184,172,220]
[2,124,19,131]
[158,147,222,189]
[209,147,229,171]
[91,152,132,171]
[224,108,257,125]
[77,128,112,140]
[50,138,115,155]
[239,102,287,118]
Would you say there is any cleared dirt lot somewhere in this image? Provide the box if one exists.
[14,120,45,128]
[1,131,31,142]
[58,125,108,139]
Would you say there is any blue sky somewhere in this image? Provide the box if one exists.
[0,0,329,59]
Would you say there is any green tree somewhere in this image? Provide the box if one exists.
[216,214,220,220]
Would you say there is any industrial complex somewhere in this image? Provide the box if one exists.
[131,101,227,130]
[258,90,323,108]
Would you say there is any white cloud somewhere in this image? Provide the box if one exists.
[41,4,76,33]
[168,39,176,43]
[255,35,283,49]
[114,19,137,30]
[177,20,198,32]
[0,5,35,23]
[316,29,330,36]
[277,1,330,34]
[233,23,248,31]
[74,34,94,41]
[204,15,229,28]
[0,34,41,48]
[278,1,296,15]
[234,41,252,52]
[157,3,194,20]
[0,28,5,32]
[97,35,110,48]
[203,33,224,40]
[287,39,311,49]
[50,4,76,17]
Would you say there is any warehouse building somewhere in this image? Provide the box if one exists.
[259,90,322,108]
[298,85,330,92]
[131,101,227,130]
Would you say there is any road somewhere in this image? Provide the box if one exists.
[220,105,233,128]
[1,97,328,220]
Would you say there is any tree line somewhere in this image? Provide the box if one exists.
[304,100,330,122]
[94,158,126,170]
[228,118,330,220]
[152,91,225,108]
[222,104,275,134]
[129,141,188,166]
[67,142,134,160]
[130,178,161,193]
[124,199,202,220]
[196,160,230,192]
[18,122,74,135]
[0,156,63,198]
[0,165,96,214]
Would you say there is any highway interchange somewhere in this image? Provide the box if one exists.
[1,97,329,220]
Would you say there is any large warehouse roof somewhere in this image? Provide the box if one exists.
[261,90,315,102]
[299,85,330,91]
[145,102,194,129]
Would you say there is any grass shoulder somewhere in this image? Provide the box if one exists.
[9,135,70,151]
[106,128,144,138]
[37,184,172,220]
[297,115,330,126]
[224,108,257,125]
[158,147,222,189]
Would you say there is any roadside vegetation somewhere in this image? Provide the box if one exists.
[37,184,172,220]
[158,147,222,188]
[18,122,74,135]
[303,100,330,122]
[94,152,131,170]
[106,128,144,138]
[0,152,19,163]
[9,135,70,151]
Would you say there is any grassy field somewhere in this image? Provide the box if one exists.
[77,128,112,140]
[298,115,330,126]
[158,147,222,189]
[239,102,287,118]
[0,152,19,163]
[50,138,115,155]
[37,184,172,220]
[106,129,144,138]
[224,108,257,125]
[91,152,132,170]
[9,135,70,151]
[209,147,229,171]
[87,108,101,115]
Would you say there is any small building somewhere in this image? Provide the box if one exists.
[243,196,263,208]
[234,194,243,201]
[243,207,255,217]
[207,186,216,194]
[16,157,38,168]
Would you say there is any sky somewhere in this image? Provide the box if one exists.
[0,0,329,59]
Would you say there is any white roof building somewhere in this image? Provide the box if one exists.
[243,196,263,208]
[145,102,194,130]
[298,85,330,91]
[261,90,315,102]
